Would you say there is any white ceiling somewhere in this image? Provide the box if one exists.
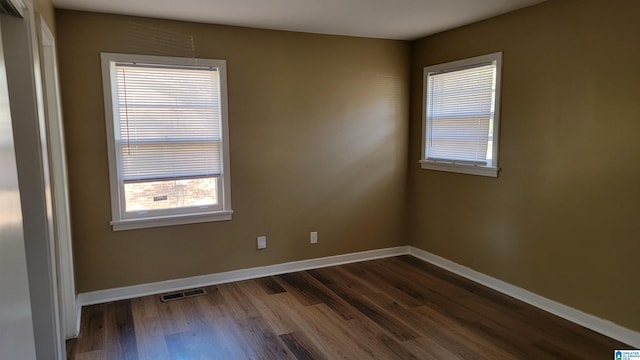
[52,0,546,40]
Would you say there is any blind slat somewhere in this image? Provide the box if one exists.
[115,63,222,181]
[426,62,496,164]
[119,141,221,181]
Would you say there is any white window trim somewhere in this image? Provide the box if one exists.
[101,53,233,231]
[110,211,233,231]
[420,52,502,178]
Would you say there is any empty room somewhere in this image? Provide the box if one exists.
[0,0,638,359]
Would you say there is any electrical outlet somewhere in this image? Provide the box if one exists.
[310,231,318,244]
[257,235,267,249]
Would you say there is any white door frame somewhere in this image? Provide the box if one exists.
[37,14,78,340]
[1,0,64,358]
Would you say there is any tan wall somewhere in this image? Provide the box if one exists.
[56,10,410,293]
[408,0,640,331]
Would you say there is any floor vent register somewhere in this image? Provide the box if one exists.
[160,288,207,302]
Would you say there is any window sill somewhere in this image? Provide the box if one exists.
[420,160,499,177]
[111,210,233,231]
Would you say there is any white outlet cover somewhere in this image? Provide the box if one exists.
[310,231,318,244]
[257,236,267,249]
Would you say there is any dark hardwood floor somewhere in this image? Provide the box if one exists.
[67,256,630,359]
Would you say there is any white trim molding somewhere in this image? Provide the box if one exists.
[408,246,640,348]
[77,246,410,308]
[111,210,234,231]
[75,245,640,348]
[37,15,78,340]
[419,160,499,177]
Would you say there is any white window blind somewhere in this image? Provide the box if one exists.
[425,62,497,165]
[115,64,222,183]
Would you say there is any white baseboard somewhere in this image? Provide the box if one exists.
[75,244,639,348]
[407,246,640,348]
[75,246,410,324]
[74,301,82,339]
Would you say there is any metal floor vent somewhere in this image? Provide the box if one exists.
[160,288,207,302]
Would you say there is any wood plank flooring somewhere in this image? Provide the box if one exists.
[67,256,631,359]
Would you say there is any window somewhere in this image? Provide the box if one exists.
[421,52,502,177]
[101,53,232,231]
